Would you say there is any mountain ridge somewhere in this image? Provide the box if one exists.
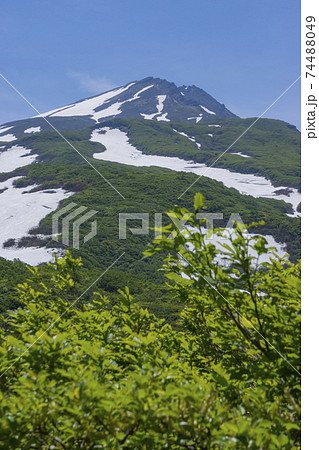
[41,76,238,122]
[0,77,237,142]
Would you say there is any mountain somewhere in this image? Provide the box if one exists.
[0,76,300,318]
[41,76,237,121]
[0,77,237,142]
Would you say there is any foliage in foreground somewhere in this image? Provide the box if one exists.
[0,195,300,448]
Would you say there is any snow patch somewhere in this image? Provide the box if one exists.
[231,152,251,158]
[140,112,157,120]
[157,113,170,122]
[24,126,41,134]
[90,127,300,215]
[94,101,123,119]
[40,83,136,120]
[0,145,37,172]
[208,124,221,127]
[129,85,154,101]
[211,230,287,264]
[173,129,201,149]
[93,84,155,121]
[141,95,169,121]
[187,116,203,123]
[200,105,216,115]
[157,95,166,114]
[0,134,16,142]
[0,246,64,266]
[0,126,14,134]
[0,177,74,265]
[184,226,288,266]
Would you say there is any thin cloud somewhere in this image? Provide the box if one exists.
[67,71,116,94]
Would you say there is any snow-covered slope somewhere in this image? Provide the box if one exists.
[0,177,74,265]
[0,77,237,141]
[91,127,301,216]
[0,145,37,172]
[36,77,237,124]
[42,83,136,119]
[0,125,17,142]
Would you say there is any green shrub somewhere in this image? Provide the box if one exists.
[0,195,300,448]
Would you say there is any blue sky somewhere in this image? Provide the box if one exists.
[1,0,300,126]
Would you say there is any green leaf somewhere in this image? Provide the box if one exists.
[194,193,205,211]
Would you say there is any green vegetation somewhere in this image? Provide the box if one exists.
[0,117,300,319]
[0,141,300,314]
[119,118,300,189]
[0,158,300,315]
[0,258,29,313]
[0,195,300,448]
[7,115,300,190]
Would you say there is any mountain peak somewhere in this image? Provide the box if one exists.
[37,76,237,124]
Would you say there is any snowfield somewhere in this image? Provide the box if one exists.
[0,246,64,266]
[93,86,155,120]
[200,105,216,115]
[0,177,74,265]
[141,95,169,121]
[39,83,136,120]
[157,112,170,122]
[0,134,16,142]
[185,226,288,265]
[211,230,287,264]
[0,126,14,134]
[173,129,201,149]
[40,83,161,122]
[129,85,154,100]
[24,126,41,134]
[91,127,301,216]
[0,145,37,172]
